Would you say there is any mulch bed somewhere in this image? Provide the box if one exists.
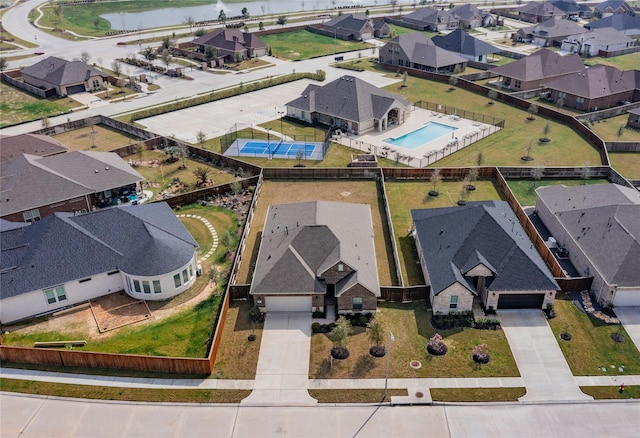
[90,291,153,333]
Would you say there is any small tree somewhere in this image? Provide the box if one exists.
[111,60,122,78]
[142,47,157,69]
[556,96,565,110]
[295,147,305,167]
[161,35,174,51]
[258,21,264,30]
[80,50,91,64]
[183,16,196,34]
[277,15,287,26]
[367,318,385,357]
[218,9,227,23]
[522,139,534,161]
[476,151,484,167]
[448,74,458,90]
[241,7,249,18]
[196,130,207,147]
[458,176,471,204]
[220,230,235,249]
[93,17,101,31]
[540,122,551,142]
[468,167,479,187]
[617,125,625,141]
[531,166,544,189]
[527,103,538,120]
[472,343,490,364]
[581,161,591,184]
[488,89,497,105]
[429,168,442,196]
[427,333,447,355]
[330,316,353,359]
[193,166,212,186]
[177,143,189,168]
[41,117,50,128]
[161,50,172,70]
[195,28,206,37]
[402,70,408,87]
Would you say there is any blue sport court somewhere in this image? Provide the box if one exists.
[224,139,325,160]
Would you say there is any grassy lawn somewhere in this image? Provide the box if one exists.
[581,386,640,400]
[52,124,141,151]
[0,379,249,403]
[609,153,640,180]
[377,73,602,167]
[0,82,79,127]
[548,294,640,376]
[385,23,438,39]
[506,178,609,207]
[261,30,371,61]
[588,115,640,142]
[309,302,519,379]
[586,53,640,71]
[235,180,396,286]
[95,86,138,101]
[212,301,263,379]
[0,28,38,49]
[308,389,407,403]
[384,180,504,285]
[430,387,526,402]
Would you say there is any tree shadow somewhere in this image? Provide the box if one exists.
[351,353,376,378]
[313,357,335,379]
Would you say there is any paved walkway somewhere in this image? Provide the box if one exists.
[499,309,593,403]
[614,307,640,353]
[176,214,219,264]
[241,312,317,406]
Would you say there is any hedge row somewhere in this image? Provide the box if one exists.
[129,70,326,122]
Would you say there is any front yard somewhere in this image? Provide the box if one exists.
[310,302,519,379]
[0,82,79,127]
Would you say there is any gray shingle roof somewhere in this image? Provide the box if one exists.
[517,1,565,17]
[572,27,634,46]
[192,29,267,51]
[489,48,584,82]
[585,14,640,31]
[322,13,371,34]
[250,201,380,297]
[388,33,467,68]
[551,0,591,15]
[431,29,497,57]
[402,7,457,26]
[411,201,558,295]
[21,56,106,86]
[0,134,68,163]
[541,64,639,99]
[521,16,586,39]
[594,0,634,13]
[0,151,143,216]
[286,75,409,124]
[0,203,197,299]
[536,184,640,287]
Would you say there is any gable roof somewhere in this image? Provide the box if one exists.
[517,1,565,17]
[388,33,468,68]
[322,13,372,34]
[522,16,587,39]
[551,0,591,15]
[431,29,497,57]
[0,203,198,299]
[402,7,457,26]
[541,64,640,99]
[286,75,409,123]
[411,201,558,295]
[450,3,487,21]
[594,0,634,13]
[21,56,106,86]
[0,151,143,216]
[585,14,640,31]
[250,201,380,297]
[536,184,640,287]
[0,134,68,163]
[192,29,267,51]
[570,27,635,46]
[489,48,584,82]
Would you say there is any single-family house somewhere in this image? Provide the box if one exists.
[317,14,389,40]
[411,201,558,314]
[585,14,640,38]
[250,201,380,315]
[515,17,586,46]
[20,56,107,96]
[551,0,593,19]
[535,184,640,306]
[516,1,566,23]
[431,29,498,63]
[285,75,410,134]
[380,33,468,74]
[389,7,459,32]
[0,202,199,324]
[0,151,144,223]
[541,65,640,110]
[627,107,640,129]
[489,48,584,91]
[0,134,67,163]
[594,0,634,18]
[192,29,268,64]
[450,4,496,28]
[561,28,635,56]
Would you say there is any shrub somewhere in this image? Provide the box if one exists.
[474,318,501,330]
[432,311,474,330]
[311,322,322,333]
[312,310,325,319]
[426,333,448,355]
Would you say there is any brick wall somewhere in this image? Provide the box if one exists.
[337,284,377,314]
[432,282,474,314]
[321,261,354,284]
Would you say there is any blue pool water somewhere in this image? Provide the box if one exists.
[384,122,458,150]
[240,141,316,158]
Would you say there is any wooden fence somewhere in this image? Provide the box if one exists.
[380,286,429,302]
[1,71,55,98]
[378,172,402,287]
[605,141,640,153]
[229,284,251,300]
[556,277,593,293]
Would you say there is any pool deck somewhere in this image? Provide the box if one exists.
[334,107,500,168]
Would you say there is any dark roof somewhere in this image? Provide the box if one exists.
[450,3,489,21]
[387,33,467,68]
[0,151,143,216]
[541,64,639,99]
[0,134,68,163]
[286,75,409,124]
[629,107,640,116]
[489,48,584,82]
[192,29,267,51]
[536,184,640,287]
[322,13,372,34]
[250,201,379,297]
[570,27,634,46]
[585,14,640,31]
[21,56,106,86]
[0,203,197,299]
[431,29,497,57]
[551,0,591,14]
[402,7,457,26]
[411,201,558,295]
[517,1,565,17]
[594,0,634,13]
[520,16,586,39]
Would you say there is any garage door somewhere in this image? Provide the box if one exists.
[66,84,86,94]
[613,290,640,307]
[497,293,545,309]
[265,296,312,312]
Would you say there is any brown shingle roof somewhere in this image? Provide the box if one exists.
[489,48,584,82]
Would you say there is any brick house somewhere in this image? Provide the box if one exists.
[250,201,380,315]
[21,56,107,96]
[594,0,634,18]
[627,107,640,129]
[192,29,268,64]
[317,13,389,40]
[380,33,467,74]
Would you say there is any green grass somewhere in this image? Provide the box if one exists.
[310,302,519,379]
[581,386,640,400]
[588,115,640,142]
[548,294,640,376]
[586,53,640,71]
[0,29,38,49]
[52,124,141,152]
[506,178,609,207]
[308,389,408,403]
[384,180,504,285]
[609,153,640,180]
[430,387,526,402]
[261,30,371,61]
[0,378,249,403]
[0,82,79,127]
[385,23,438,39]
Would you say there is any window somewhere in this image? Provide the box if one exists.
[514,80,521,89]
[153,280,162,294]
[182,269,189,283]
[174,274,182,288]
[189,265,193,278]
[44,286,67,305]
[338,264,344,272]
[142,281,151,294]
[126,276,132,293]
[23,209,41,223]
[352,297,363,311]
[92,79,100,89]
[449,295,458,309]
[133,279,141,293]
[576,96,585,104]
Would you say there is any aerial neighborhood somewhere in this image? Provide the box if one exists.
[1,0,640,431]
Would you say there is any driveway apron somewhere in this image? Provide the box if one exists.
[614,307,640,352]
[241,312,317,406]
[499,309,593,402]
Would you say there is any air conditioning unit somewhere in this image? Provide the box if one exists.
[196,264,203,276]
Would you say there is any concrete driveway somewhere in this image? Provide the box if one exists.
[615,307,640,352]
[499,309,593,403]
[241,312,316,406]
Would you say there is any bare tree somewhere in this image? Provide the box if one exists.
[448,74,458,90]
[531,166,544,189]
[80,50,91,64]
[277,15,287,26]
[488,89,498,104]
[617,125,625,141]
[476,151,484,166]
[540,122,551,142]
[177,143,189,169]
[429,168,442,196]
[93,17,101,31]
[111,60,122,78]
[196,130,207,147]
[527,103,538,120]
[183,16,196,34]
[160,50,172,70]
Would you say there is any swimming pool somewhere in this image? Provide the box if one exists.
[384,122,458,150]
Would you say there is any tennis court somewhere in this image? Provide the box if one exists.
[224,139,326,160]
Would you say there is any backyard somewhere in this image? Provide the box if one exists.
[52,124,141,152]
[384,180,505,286]
[309,302,519,379]
[260,30,372,61]
[0,82,80,127]
[506,178,609,207]
[588,114,640,142]
[609,153,640,180]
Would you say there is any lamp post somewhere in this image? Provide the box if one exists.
[277,110,285,139]
[384,331,395,401]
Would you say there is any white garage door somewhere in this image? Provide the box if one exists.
[265,296,312,312]
[613,289,640,307]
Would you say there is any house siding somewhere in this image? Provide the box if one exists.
[1,195,91,223]
[432,282,474,314]
[547,89,636,111]
[121,253,198,301]
[627,112,640,129]
[337,283,377,314]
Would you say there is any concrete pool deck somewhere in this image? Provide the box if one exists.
[335,107,501,168]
